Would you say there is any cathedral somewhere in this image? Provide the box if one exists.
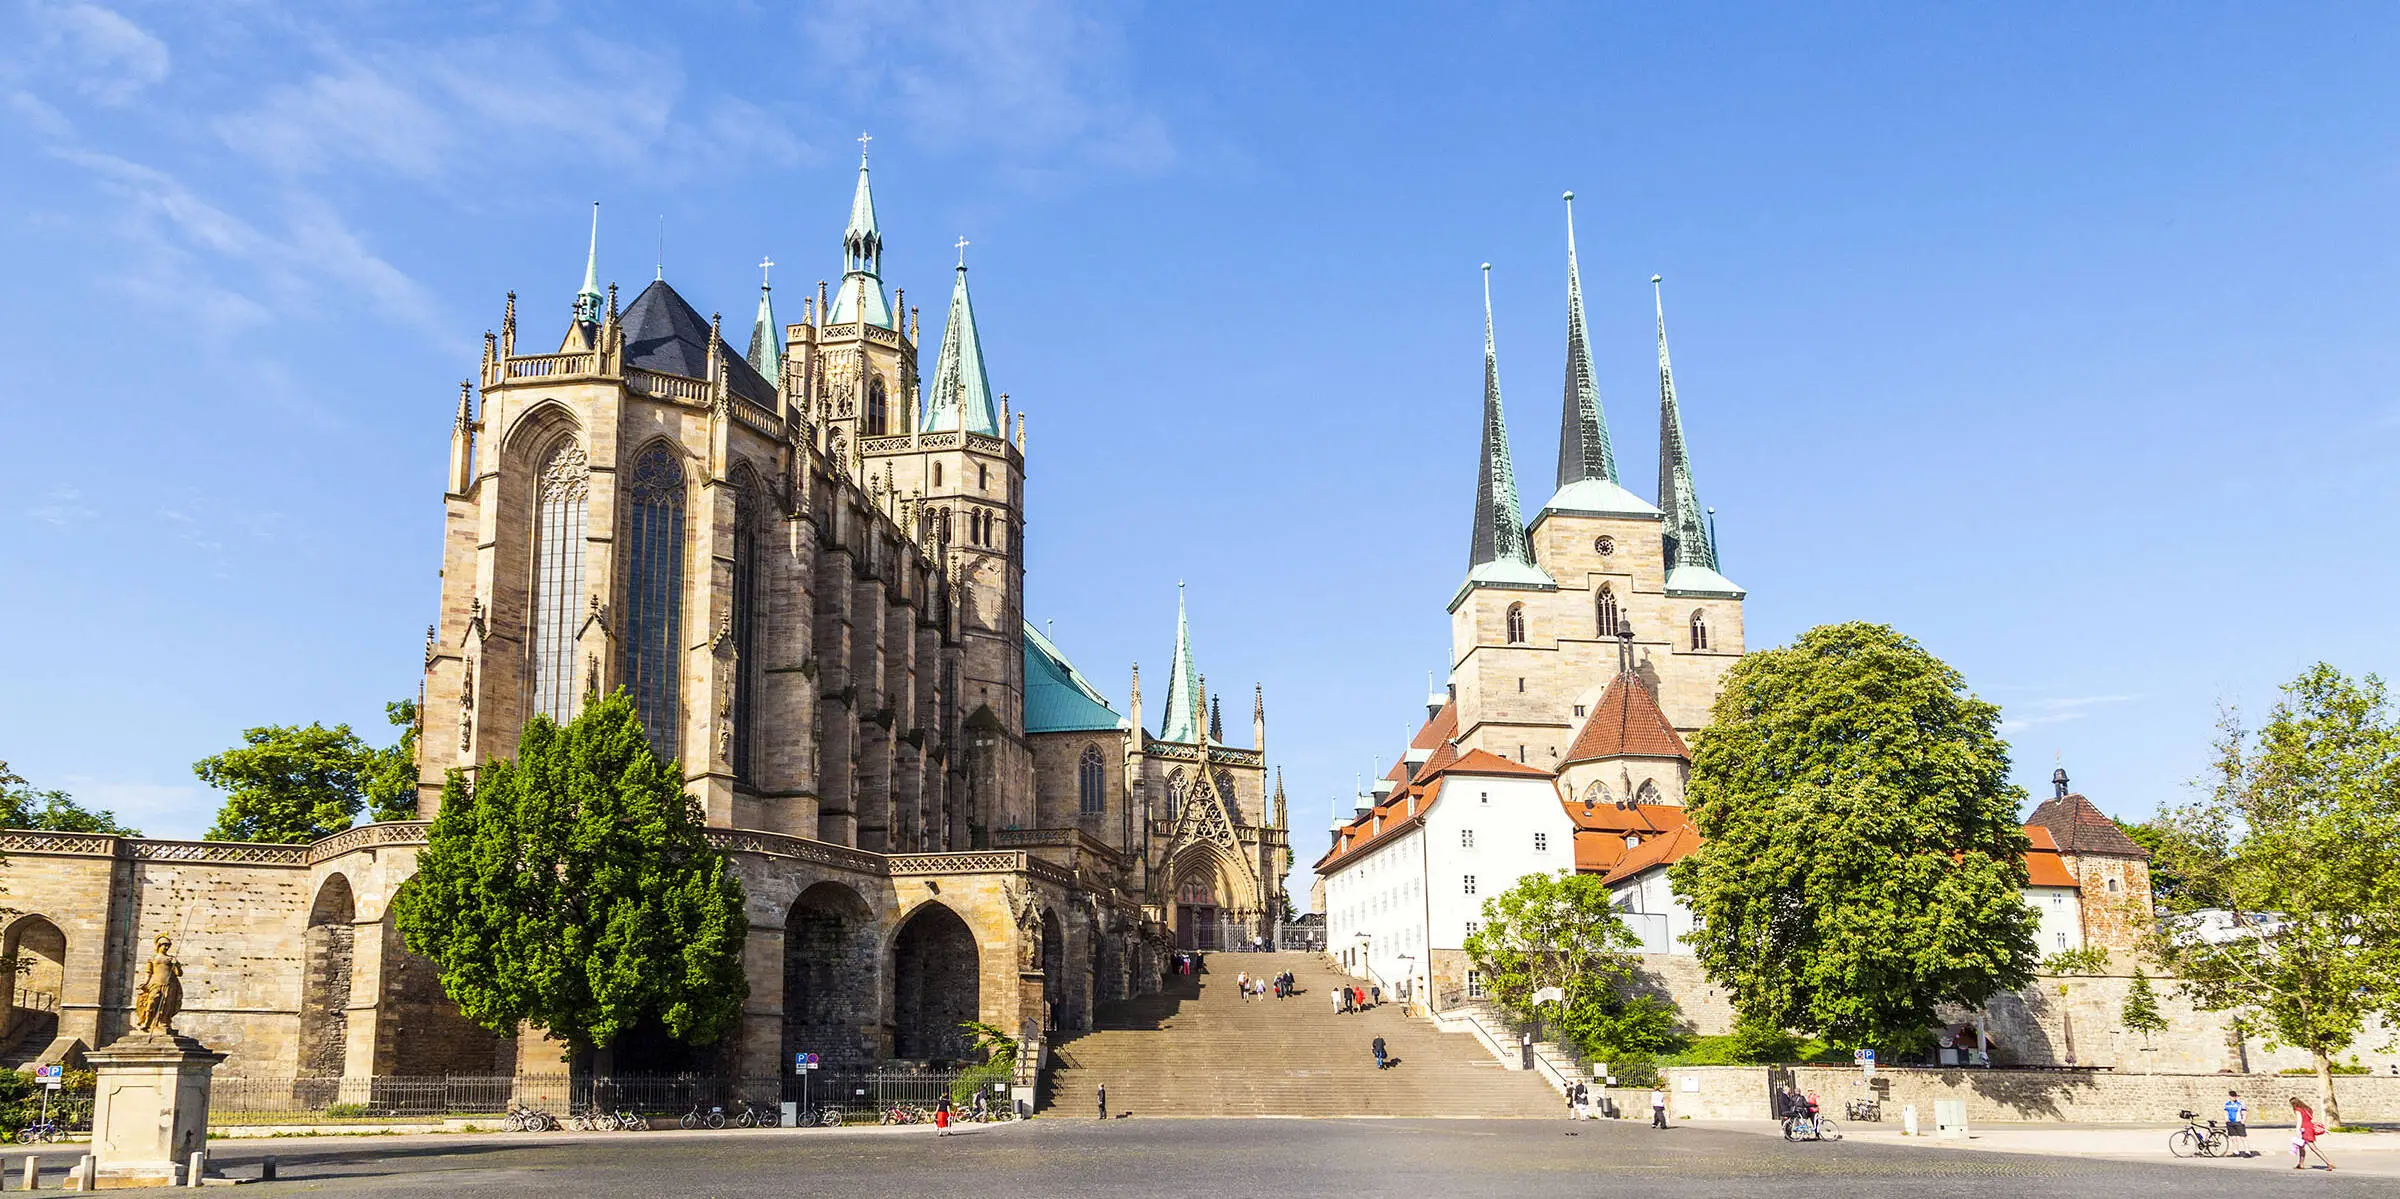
[0,150,1286,1085]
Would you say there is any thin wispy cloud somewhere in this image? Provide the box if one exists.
[2000,693,2142,733]
[802,0,1172,180]
[28,485,97,527]
[11,0,170,106]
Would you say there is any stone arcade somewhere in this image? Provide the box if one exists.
[0,150,1289,1086]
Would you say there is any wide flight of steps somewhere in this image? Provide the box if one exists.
[1042,951,1561,1117]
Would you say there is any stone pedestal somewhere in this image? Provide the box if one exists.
[85,1031,224,1188]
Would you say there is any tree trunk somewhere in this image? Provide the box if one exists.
[2314,1048,2341,1127]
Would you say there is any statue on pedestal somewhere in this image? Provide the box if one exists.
[131,934,184,1035]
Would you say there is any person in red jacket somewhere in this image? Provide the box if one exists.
[2289,1097,2334,1170]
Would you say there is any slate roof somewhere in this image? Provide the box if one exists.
[1562,674,1690,764]
[1022,622,1126,734]
[2026,793,2150,859]
[620,280,777,406]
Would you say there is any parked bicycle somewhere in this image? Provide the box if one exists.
[880,1103,933,1126]
[1845,1098,1881,1122]
[503,1104,557,1133]
[815,1105,847,1127]
[615,1107,649,1131]
[680,1103,728,1130]
[2169,1111,2228,1158]
[14,1118,64,1144]
[568,1105,621,1132]
[730,1100,780,1128]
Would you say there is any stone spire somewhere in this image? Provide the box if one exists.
[1158,582,1202,743]
[1210,694,1224,742]
[1466,265,1538,579]
[573,202,603,326]
[921,247,999,435]
[746,256,780,379]
[1556,192,1617,488]
[1653,275,1717,573]
[826,138,893,328]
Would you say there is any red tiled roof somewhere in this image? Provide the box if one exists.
[1314,778,1444,873]
[2026,793,2150,860]
[1563,801,1687,835]
[1419,741,1461,778]
[2024,845,2077,888]
[1421,746,1555,780]
[1601,821,1702,885]
[1410,701,1458,750]
[1562,674,1689,765]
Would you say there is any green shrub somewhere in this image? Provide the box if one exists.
[951,1060,1014,1107]
[0,1069,33,1137]
[323,1102,372,1118]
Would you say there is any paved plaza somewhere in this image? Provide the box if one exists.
[13,1118,2390,1196]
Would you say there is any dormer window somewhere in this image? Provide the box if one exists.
[1625,835,1640,850]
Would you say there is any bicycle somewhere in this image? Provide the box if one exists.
[680,1103,728,1130]
[880,1104,924,1126]
[2169,1111,2228,1158]
[14,1118,63,1144]
[1781,1112,1841,1142]
[569,1105,619,1132]
[615,1108,649,1131]
[731,1100,779,1128]
[504,1105,557,1133]
[1845,1098,1881,1122]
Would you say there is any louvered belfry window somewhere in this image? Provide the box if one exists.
[621,444,687,758]
[531,438,588,725]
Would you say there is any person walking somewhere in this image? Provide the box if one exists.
[2290,1097,2333,1170]
[1650,1085,1668,1130]
[2224,1090,2250,1157]
[1097,1084,1107,1121]
[1372,1036,1388,1070]
[1237,970,1248,1000]
[934,1093,953,1137]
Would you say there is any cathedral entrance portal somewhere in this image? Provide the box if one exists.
[1175,876,1220,951]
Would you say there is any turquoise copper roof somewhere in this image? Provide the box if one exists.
[826,148,892,328]
[922,261,999,434]
[1664,563,1745,598]
[1654,275,1720,575]
[746,273,780,381]
[1536,477,1660,520]
[1553,191,1619,493]
[1467,264,1538,577]
[1156,584,1204,743]
[1023,621,1128,734]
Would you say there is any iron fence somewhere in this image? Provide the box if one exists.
[206,1072,966,1124]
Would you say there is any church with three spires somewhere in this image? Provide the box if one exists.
[0,146,1286,1088]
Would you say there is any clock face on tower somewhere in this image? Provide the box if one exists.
[1594,536,1615,556]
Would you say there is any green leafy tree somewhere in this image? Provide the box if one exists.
[2150,666,2400,1125]
[2121,969,2166,1048]
[196,723,373,842]
[393,691,749,1056]
[1462,871,1642,1051]
[1670,622,2041,1053]
[363,700,422,824]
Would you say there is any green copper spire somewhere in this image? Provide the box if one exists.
[826,137,892,328]
[573,202,603,326]
[746,256,780,380]
[1158,582,1204,743]
[1556,191,1617,488]
[1654,275,1735,594]
[1466,264,1541,584]
[922,244,998,434]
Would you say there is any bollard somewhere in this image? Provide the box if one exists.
[77,1154,98,1190]
[260,1155,278,1181]
[20,1155,34,1191]
[188,1150,207,1188]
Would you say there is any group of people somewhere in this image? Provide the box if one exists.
[1231,969,1298,1000]
[2221,1091,2335,1170]
[1334,983,1380,1014]
[1169,952,1201,978]
[1775,1084,1821,1137]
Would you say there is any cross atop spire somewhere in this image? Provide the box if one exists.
[758,256,774,286]
[955,236,970,267]
[1556,191,1618,488]
[1654,275,1734,593]
[1466,264,1536,577]
[574,202,603,326]
[857,131,872,156]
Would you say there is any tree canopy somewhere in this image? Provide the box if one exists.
[393,691,749,1054]
[2149,664,2400,1123]
[1669,622,2040,1053]
[196,699,422,842]
[1462,870,1671,1059]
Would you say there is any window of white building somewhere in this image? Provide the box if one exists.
[1463,875,1476,895]
[1460,829,1474,849]
[1533,832,1547,852]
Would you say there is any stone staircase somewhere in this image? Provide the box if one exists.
[1042,951,1560,1117]
[1434,1001,1586,1095]
[0,1008,57,1071]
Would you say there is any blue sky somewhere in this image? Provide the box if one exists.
[3,4,2396,897]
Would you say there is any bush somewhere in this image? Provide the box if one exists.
[2279,1063,2371,1076]
[952,1060,1014,1107]
[0,1069,34,1137]
[324,1102,371,1119]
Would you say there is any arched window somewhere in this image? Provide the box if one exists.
[938,508,952,547]
[1580,780,1613,808]
[865,377,888,435]
[1595,585,1619,638]
[621,443,687,757]
[530,436,588,724]
[1077,746,1106,817]
[933,462,944,488]
[1689,609,1709,651]
[1505,603,1526,645]
[1635,779,1662,806]
[731,469,760,781]
[1165,770,1185,822]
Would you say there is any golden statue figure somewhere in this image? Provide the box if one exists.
[131,934,183,1034]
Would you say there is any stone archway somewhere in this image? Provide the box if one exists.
[783,881,875,1068]
[374,879,511,1077]
[890,902,978,1063]
[1040,909,1065,1032]
[300,876,356,1080]
[1,916,66,1065]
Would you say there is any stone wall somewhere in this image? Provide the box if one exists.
[1790,1065,2400,1125]
[1595,1065,1768,1120]
[1627,953,1737,1037]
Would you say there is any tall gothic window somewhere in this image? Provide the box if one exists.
[731,471,760,782]
[1580,780,1613,808]
[1505,603,1526,645]
[941,660,960,750]
[1635,779,1662,805]
[621,444,687,758]
[1596,585,1619,638]
[1689,609,1709,651]
[530,438,588,724]
[866,377,888,435]
[1165,770,1185,823]
[1078,746,1106,817]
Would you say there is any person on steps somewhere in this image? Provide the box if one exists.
[1373,1036,1388,1070]
[1097,1084,1107,1121]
